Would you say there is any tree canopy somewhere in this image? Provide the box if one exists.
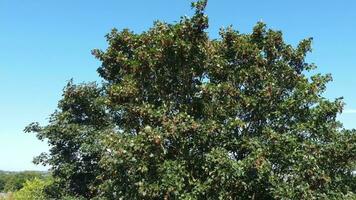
[0,171,47,193]
[12,178,51,200]
[27,0,355,199]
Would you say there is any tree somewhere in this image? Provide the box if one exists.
[25,82,109,199]
[12,177,85,200]
[0,171,46,193]
[27,0,356,199]
[12,178,50,200]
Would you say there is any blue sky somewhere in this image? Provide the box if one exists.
[0,0,355,171]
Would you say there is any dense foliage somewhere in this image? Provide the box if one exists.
[12,178,51,200]
[0,171,47,193]
[1,177,82,200]
[27,0,355,199]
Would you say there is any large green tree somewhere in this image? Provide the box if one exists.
[27,1,355,199]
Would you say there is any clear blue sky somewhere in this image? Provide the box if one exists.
[0,0,355,171]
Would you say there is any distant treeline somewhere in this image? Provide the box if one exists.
[0,171,48,192]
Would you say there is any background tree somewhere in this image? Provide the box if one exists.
[12,178,50,200]
[12,177,84,200]
[0,171,46,193]
[27,0,356,199]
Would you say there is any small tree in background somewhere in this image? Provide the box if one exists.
[27,0,355,199]
[12,178,50,200]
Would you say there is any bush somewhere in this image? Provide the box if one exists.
[12,178,50,200]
